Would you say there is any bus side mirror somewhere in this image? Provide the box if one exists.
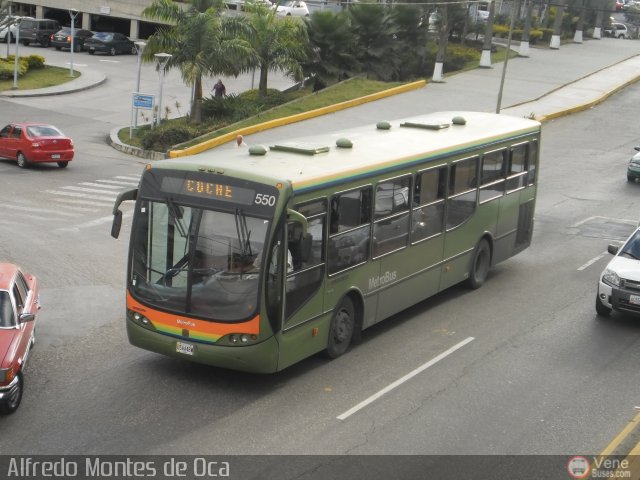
[111,210,123,239]
[111,188,137,239]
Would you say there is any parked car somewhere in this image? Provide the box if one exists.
[627,146,640,182]
[83,32,136,56]
[0,263,40,415]
[605,22,631,38]
[596,226,640,316]
[0,123,74,169]
[274,0,310,17]
[18,18,60,47]
[0,16,33,43]
[225,0,272,10]
[50,27,94,52]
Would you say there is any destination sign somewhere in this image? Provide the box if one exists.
[161,177,256,205]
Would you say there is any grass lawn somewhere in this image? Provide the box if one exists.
[0,65,79,91]
[118,44,516,152]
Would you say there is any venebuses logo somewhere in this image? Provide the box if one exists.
[567,456,590,479]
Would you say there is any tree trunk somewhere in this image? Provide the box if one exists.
[258,62,269,98]
[190,75,203,124]
[550,0,565,49]
[480,0,496,67]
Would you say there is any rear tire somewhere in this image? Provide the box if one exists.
[17,152,29,168]
[88,50,95,55]
[595,296,611,317]
[57,161,69,168]
[467,239,491,289]
[325,297,355,359]
[0,372,23,415]
[109,47,116,56]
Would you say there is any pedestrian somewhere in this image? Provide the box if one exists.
[212,79,226,98]
[235,134,247,148]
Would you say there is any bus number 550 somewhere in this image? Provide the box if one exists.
[255,194,276,206]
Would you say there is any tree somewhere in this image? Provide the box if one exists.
[235,5,308,98]
[348,3,399,81]
[142,0,253,124]
[303,10,358,88]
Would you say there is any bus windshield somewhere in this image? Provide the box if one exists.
[130,199,270,322]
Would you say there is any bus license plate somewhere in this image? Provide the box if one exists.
[51,154,60,159]
[630,295,640,305]
[176,341,195,356]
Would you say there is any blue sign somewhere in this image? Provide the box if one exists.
[133,93,154,110]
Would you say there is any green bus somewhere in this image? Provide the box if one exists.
[111,111,540,373]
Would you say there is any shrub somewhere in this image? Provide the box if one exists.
[140,123,198,152]
[0,58,28,79]
[444,43,481,72]
[25,55,45,69]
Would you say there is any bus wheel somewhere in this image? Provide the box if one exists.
[467,239,491,289]
[326,297,355,359]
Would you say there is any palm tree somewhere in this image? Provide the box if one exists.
[303,10,358,88]
[235,6,308,98]
[348,3,399,81]
[142,0,253,123]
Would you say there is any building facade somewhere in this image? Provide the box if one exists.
[7,0,165,39]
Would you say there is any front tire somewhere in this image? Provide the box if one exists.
[17,152,29,168]
[467,239,491,289]
[109,47,116,56]
[595,296,611,317]
[325,297,355,359]
[88,50,95,55]
[0,372,23,415]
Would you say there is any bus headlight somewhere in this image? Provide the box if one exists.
[223,334,258,346]
[602,268,621,287]
[127,309,155,330]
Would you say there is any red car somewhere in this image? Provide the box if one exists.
[0,123,74,168]
[0,263,40,414]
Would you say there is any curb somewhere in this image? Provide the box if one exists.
[108,126,167,160]
[166,80,428,158]
[0,64,106,98]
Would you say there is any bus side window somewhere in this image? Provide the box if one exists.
[412,166,446,243]
[373,175,411,257]
[479,149,506,203]
[447,156,478,230]
[506,143,527,191]
[328,187,371,273]
[527,140,538,186]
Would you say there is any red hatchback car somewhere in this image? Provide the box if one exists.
[0,123,74,168]
[0,263,40,414]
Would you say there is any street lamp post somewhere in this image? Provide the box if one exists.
[154,53,172,127]
[12,18,21,90]
[133,41,146,130]
[69,8,79,78]
[6,2,12,59]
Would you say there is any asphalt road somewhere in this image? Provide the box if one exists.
[0,44,639,468]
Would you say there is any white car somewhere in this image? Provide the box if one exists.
[605,22,631,39]
[0,16,32,43]
[274,0,310,17]
[596,227,640,316]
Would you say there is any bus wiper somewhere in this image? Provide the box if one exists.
[166,198,187,238]
[234,208,253,261]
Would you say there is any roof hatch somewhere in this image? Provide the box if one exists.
[270,143,330,155]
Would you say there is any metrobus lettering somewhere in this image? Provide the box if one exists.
[369,271,398,290]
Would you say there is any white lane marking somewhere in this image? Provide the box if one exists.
[114,175,142,181]
[3,204,79,217]
[99,60,120,63]
[45,190,115,203]
[94,179,139,187]
[56,211,133,233]
[79,182,126,190]
[578,251,609,271]
[50,198,108,210]
[337,336,475,421]
[60,186,119,197]
[570,216,637,228]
